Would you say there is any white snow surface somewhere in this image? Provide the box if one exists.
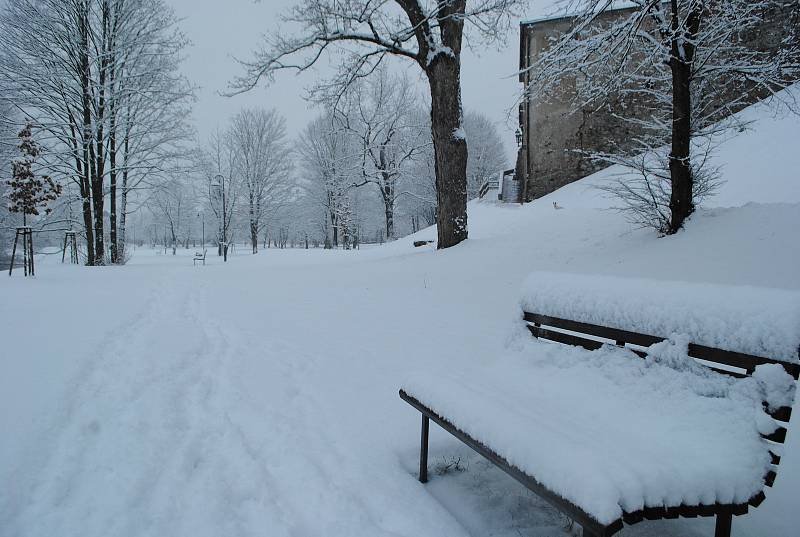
[402,335,779,524]
[520,272,800,362]
[2,90,800,537]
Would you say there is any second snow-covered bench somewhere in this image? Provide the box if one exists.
[400,274,799,537]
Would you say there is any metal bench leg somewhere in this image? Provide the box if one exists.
[715,510,732,537]
[419,415,429,483]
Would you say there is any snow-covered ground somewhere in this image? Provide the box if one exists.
[2,94,799,537]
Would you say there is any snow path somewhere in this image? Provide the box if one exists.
[3,268,471,537]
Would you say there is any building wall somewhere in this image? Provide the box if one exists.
[518,4,799,202]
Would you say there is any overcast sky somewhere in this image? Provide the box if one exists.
[167,1,556,163]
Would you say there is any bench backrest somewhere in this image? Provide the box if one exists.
[524,310,798,486]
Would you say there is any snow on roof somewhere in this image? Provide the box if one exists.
[520,272,800,363]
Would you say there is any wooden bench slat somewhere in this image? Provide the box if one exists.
[524,311,800,380]
[689,343,800,379]
[698,504,717,517]
[769,406,792,422]
[732,503,749,516]
[748,490,766,507]
[526,324,605,351]
[762,427,788,444]
[663,506,680,519]
[683,505,701,518]
[619,500,752,524]
[524,312,662,347]
[622,511,643,524]
[643,506,666,520]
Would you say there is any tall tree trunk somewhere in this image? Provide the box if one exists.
[384,202,394,241]
[69,127,93,265]
[331,211,338,248]
[249,192,257,254]
[378,147,396,240]
[90,142,105,263]
[107,2,121,263]
[119,184,127,258]
[91,4,110,264]
[80,179,94,265]
[667,1,701,234]
[383,180,395,241]
[426,56,468,249]
[668,59,693,234]
[109,63,118,263]
[118,125,130,261]
[79,2,95,265]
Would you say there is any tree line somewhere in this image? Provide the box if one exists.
[0,0,193,265]
[154,70,506,257]
[0,0,514,264]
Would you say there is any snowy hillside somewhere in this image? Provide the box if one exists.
[1,92,799,537]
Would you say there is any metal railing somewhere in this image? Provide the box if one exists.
[478,179,500,199]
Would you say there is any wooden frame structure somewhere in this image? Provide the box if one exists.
[9,226,34,276]
[62,230,79,264]
[400,311,798,537]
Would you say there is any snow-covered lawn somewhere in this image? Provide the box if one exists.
[2,97,799,537]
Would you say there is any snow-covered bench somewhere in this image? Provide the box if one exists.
[400,274,799,537]
[193,249,206,266]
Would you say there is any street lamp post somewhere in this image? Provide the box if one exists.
[199,212,205,250]
[515,126,527,205]
[213,174,227,262]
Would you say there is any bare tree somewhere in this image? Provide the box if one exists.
[230,0,528,249]
[335,71,427,241]
[463,110,507,199]
[110,0,195,263]
[0,0,194,264]
[228,108,293,254]
[149,172,194,255]
[296,115,359,249]
[524,0,800,234]
[201,129,240,261]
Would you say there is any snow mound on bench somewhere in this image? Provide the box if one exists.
[403,338,792,525]
[520,272,800,363]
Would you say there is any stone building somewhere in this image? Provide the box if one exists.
[515,4,800,202]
